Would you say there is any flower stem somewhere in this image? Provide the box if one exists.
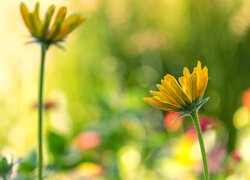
[38,44,47,180]
[191,110,209,180]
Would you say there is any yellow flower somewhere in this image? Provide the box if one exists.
[20,2,86,48]
[144,61,209,120]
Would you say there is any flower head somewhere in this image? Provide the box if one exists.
[20,2,86,48]
[144,61,209,120]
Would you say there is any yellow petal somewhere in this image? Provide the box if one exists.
[48,6,67,40]
[32,2,42,37]
[183,67,190,78]
[194,61,202,88]
[154,97,180,111]
[195,61,201,73]
[54,6,67,22]
[187,73,198,102]
[143,97,179,111]
[41,5,55,39]
[150,90,180,107]
[198,66,208,98]
[179,76,191,98]
[164,74,191,104]
[53,14,86,41]
[29,13,40,37]
[160,80,186,107]
[164,74,174,82]
[196,61,201,72]
[170,78,191,104]
[20,2,33,32]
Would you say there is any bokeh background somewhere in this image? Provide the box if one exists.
[0,0,250,179]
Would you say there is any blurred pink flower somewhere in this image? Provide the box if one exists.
[75,131,101,151]
[32,101,57,110]
[199,116,217,132]
[197,147,226,174]
[184,116,217,141]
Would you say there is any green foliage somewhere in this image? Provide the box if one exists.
[0,156,14,179]
[47,131,82,170]
[47,131,67,158]
[13,151,37,180]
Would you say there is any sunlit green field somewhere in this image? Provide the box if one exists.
[0,0,250,179]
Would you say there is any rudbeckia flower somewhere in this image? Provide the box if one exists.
[144,61,209,122]
[20,2,86,48]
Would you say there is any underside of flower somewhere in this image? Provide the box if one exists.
[144,61,209,116]
[20,2,86,48]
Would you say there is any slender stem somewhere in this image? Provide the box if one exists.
[191,110,209,180]
[38,44,46,180]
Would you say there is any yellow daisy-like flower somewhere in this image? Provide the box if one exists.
[144,61,209,121]
[20,2,86,48]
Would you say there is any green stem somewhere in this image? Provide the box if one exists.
[191,110,209,180]
[38,44,47,180]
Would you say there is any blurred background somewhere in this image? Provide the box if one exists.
[0,0,250,179]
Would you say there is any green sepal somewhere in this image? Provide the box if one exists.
[196,97,210,110]
[171,112,189,123]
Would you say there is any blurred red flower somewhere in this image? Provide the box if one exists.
[242,88,250,110]
[232,150,241,162]
[164,112,183,131]
[75,131,101,151]
[183,129,197,143]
